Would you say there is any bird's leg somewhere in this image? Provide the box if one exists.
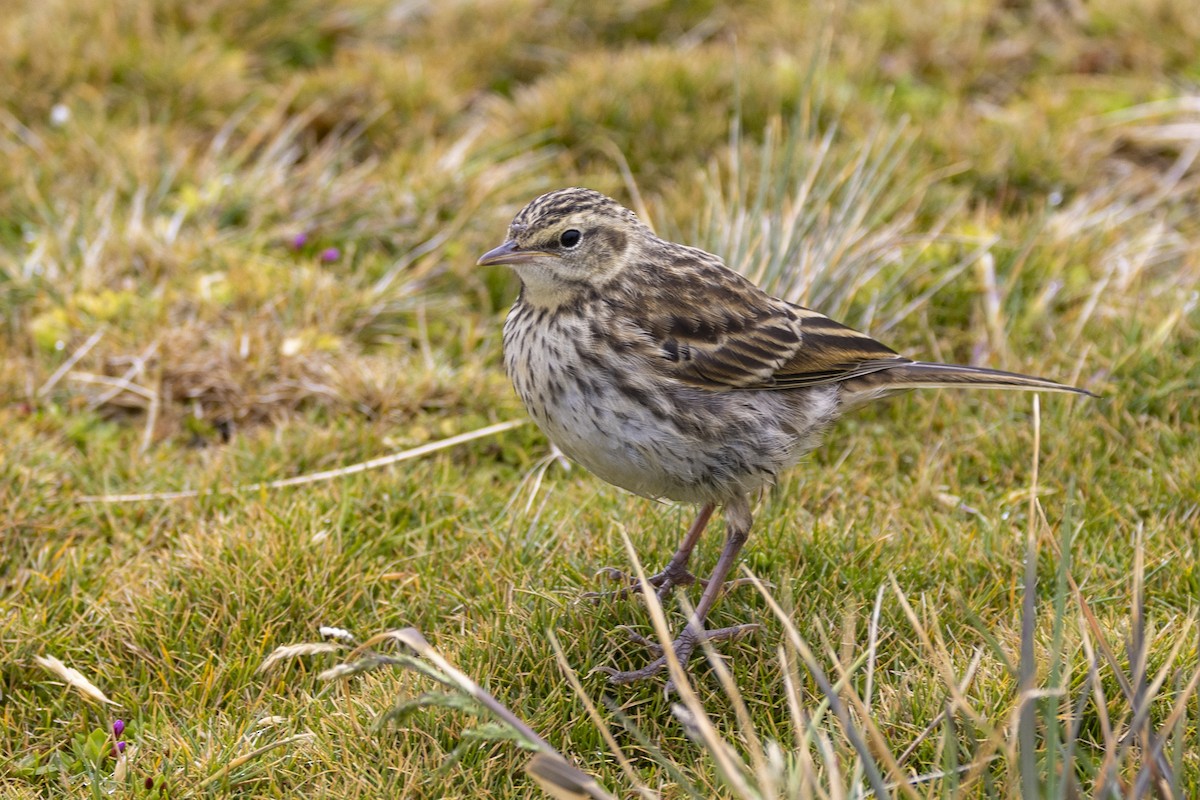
[582,503,715,602]
[599,496,761,686]
[649,502,714,601]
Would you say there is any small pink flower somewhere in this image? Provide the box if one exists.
[290,233,309,250]
[320,247,341,263]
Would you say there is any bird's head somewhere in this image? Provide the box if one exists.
[477,188,649,306]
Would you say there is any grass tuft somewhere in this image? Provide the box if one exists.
[3,0,1198,797]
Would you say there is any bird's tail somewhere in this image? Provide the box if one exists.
[842,360,1095,401]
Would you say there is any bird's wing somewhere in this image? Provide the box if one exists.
[619,252,907,391]
[768,304,909,389]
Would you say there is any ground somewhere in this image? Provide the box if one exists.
[2,1,1198,797]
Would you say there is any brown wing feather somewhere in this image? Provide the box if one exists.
[614,245,908,391]
[770,304,909,389]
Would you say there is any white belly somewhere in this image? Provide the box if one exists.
[503,304,840,504]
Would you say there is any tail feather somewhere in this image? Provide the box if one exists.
[842,360,1096,399]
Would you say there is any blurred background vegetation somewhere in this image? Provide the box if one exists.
[2,0,1198,797]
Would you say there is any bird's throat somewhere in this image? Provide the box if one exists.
[512,263,587,311]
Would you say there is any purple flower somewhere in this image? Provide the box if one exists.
[319,247,341,263]
[112,719,125,737]
[290,232,309,250]
[116,741,127,753]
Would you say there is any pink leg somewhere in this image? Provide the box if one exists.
[583,503,715,601]
[600,496,760,685]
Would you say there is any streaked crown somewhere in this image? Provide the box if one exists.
[509,188,643,237]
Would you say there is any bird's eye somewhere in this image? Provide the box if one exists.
[559,229,582,248]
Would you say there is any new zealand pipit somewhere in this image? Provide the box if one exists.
[479,187,1092,685]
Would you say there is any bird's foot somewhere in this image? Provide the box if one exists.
[580,563,698,603]
[594,622,762,687]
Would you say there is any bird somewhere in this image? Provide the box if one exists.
[478,187,1093,685]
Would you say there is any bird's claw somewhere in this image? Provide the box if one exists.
[579,564,698,603]
[597,623,763,686]
[614,624,663,656]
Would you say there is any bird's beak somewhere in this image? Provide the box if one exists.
[476,240,556,267]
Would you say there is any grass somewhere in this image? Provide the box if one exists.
[2,0,1199,797]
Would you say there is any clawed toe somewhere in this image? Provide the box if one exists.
[614,624,663,656]
[593,655,671,685]
[583,502,761,686]
[579,564,698,603]
[579,567,641,603]
[597,623,763,686]
[593,566,633,584]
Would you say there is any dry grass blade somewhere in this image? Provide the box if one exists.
[776,645,823,800]
[813,628,922,799]
[526,752,618,800]
[196,733,317,790]
[1132,657,1200,798]
[6,1,1199,795]
[75,418,529,503]
[746,571,899,800]
[36,328,103,397]
[33,655,117,706]
[548,631,655,800]
[257,642,347,674]
[888,579,987,731]
[616,531,758,797]
[383,628,551,752]
[895,647,985,768]
[863,583,885,708]
[378,629,616,800]
[1066,528,1188,794]
[261,625,616,798]
[674,590,776,795]
[1018,395,1041,800]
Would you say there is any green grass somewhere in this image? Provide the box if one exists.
[2,0,1199,797]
